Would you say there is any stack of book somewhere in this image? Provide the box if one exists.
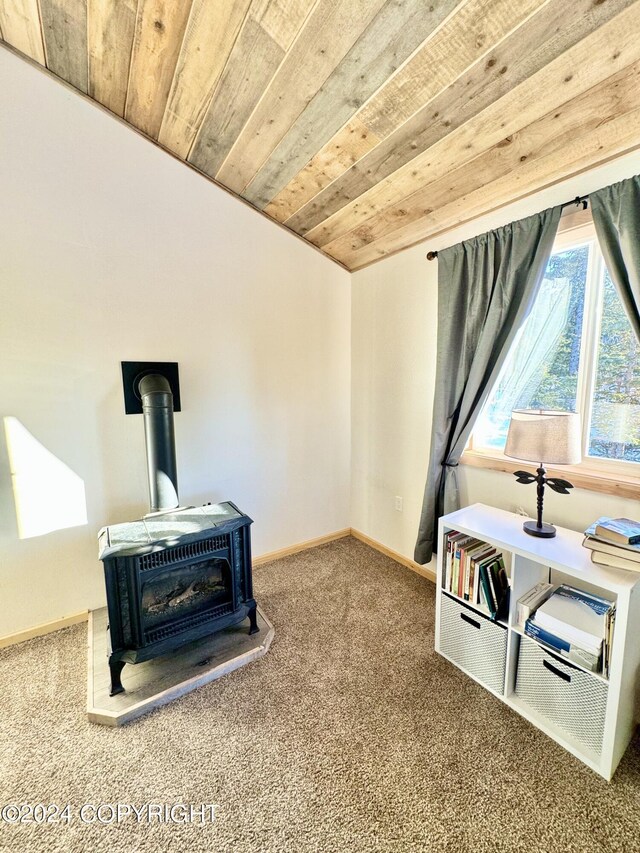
[443,531,509,620]
[583,517,640,573]
[524,584,616,676]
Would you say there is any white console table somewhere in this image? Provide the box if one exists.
[435,503,640,780]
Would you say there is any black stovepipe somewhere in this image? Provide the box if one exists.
[138,373,179,513]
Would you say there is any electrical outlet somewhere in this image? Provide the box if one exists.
[394,496,403,512]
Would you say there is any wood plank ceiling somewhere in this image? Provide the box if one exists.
[1,0,640,271]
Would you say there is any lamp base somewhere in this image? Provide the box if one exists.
[523,520,556,538]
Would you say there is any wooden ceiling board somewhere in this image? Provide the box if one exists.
[157,0,253,158]
[213,0,390,193]
[323,0,640,260]
[239,0,465,209]
[124,0,192,139]
[345,104,640,270]
[285,0,637,241]
[325,60,640,267]
[187,15,286,177]
[39,0,88,91]
[87,0,137,115]
[263,0,546,224]
[355,0,542,139]
[188,0,316,178]
[258,0,314,49]
[262,116,381,225]
[300,0,640,250]
[1,0,640,271]
[0,0,44,63]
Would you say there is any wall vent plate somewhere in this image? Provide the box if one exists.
[121,362,181,414]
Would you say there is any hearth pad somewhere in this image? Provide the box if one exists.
[87,606,273,726]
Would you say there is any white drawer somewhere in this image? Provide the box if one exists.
[439,593,507,694]
[515,636,608,755]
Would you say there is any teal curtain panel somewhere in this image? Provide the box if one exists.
[414,206,562,565]
[591,174,640,342]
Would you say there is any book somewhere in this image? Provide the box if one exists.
[444,531,463,591]
[516,582,554,625]
[591,551,640,573]
[595,517,640,545]
[526,586,616,677]
[493,557,508,595]
[490,556,510,621]
[465,543,493,601]
[487,559,500,614]
[471,547,496,604]
[605,609,616,678]
[534,585,614,651]
[462,541,482,600]
[583,536,640,563]
[584,521,640,553]
[455,537,480,598]
[465,539,484,597]
[476,555,508,620]
[524,620,602,672]
[451,534,474,594]
[479,562,496,617]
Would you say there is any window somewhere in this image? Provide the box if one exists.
[470,220,640,473]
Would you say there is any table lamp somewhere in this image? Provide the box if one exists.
[504,410,581,538]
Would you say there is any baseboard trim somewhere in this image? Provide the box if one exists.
[253,529,351,566]
[1,528,432,648]
[350,529,437,583]
[0,611,89,650]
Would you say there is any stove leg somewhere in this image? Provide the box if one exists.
[248,604,259,635]
[109,660,126,696]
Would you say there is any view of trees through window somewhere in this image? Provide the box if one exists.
[473,230,640,465]
[590,271,640,461]
[523,245,588,412]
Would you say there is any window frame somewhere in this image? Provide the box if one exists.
[463,215,640,498]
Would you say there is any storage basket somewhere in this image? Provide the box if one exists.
[439,593,507,694]
[515,636,608,755]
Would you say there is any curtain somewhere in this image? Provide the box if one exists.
[591,175,640,341]
[414,207,562,565]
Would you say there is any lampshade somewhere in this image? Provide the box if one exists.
[504,410,581,465]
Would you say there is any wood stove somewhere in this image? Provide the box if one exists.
[98,364,258,696]
[99,502,257,696]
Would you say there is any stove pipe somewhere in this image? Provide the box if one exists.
[138,373,179,513]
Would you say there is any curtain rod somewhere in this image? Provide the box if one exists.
[425,194,590,260]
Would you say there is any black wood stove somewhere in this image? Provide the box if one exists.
[98,364,258,696]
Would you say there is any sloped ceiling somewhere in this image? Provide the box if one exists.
[1,0,640,270]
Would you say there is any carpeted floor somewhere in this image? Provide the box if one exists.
[2,536,640,853]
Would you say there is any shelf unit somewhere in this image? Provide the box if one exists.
[435,503,640,780]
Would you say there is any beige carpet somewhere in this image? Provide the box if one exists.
[1,536,640,853]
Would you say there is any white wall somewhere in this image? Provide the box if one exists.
[352,150,640,567]
[0,50,351,637]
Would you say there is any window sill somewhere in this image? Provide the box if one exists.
[460,450,640,501]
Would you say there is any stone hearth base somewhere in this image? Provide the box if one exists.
[87,606,273,726]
